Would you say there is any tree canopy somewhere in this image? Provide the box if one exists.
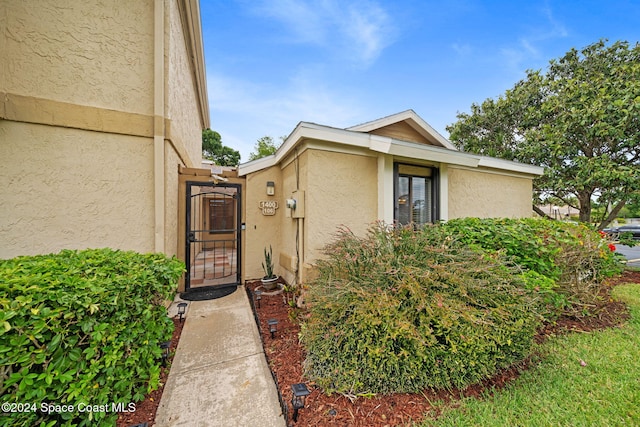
[248,136,284,161]
[447,40,640,229]
[202,129,241,166]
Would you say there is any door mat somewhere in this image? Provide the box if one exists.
[180,286,237,301]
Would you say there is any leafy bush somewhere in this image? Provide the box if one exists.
[0,249,184,427]
[300,224,541,395]
[440,218,623,317]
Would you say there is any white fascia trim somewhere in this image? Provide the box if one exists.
[238,122,370,176]
[406,114,457,150]
[237,155,276,176]
[477,156,545,176]
[238,121,544,177]
[372,137,480,168]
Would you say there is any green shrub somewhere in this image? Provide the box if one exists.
[300,224,541,395]
[0,248,184,427]
[440,218,623,317]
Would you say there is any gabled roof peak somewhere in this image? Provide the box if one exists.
[347,110,456,150]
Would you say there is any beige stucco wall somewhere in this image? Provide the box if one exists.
[166,0,204,166]
[0,121,154,259]
[243,167,283,280]
[163,0,206,257]
[1,0,208,262]
[304,149,378,267]
[447,167,534,219]
[164,146,181,256]
[1,0,154,115]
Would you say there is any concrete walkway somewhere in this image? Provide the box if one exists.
[155,286,286,427]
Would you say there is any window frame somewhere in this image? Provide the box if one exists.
[393,162,439,227]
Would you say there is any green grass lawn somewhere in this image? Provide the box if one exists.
[421,283,640,427]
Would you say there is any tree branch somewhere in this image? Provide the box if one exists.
[533,204,554,219]
[597,200,627,230]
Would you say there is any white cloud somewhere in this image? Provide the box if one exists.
[247,0,396,67]
[207,71,364,161]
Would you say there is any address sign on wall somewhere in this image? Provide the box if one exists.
[259,201,279,216]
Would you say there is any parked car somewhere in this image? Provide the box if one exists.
[604,224,640,240]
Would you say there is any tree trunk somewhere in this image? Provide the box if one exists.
[533,205,553,219]
[578,192,592,223]
[597,200,626,230]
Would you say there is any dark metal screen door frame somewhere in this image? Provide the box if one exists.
[185,181,242,291]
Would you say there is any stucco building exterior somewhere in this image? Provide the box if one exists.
[238,110,544,285]
[0,3,543,294]
[0,0,209,259]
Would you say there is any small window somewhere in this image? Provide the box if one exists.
[209,198,235,233]
[395,164,436,227]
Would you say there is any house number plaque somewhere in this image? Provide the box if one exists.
[259,201,279,216]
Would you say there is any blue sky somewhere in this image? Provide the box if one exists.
[201,0,640,162]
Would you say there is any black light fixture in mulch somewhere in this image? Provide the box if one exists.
[160,341,171,366]
[255,289,262,308]
[291,382,310,422]
[129,423,148,427]
[177,302,188,322]
[267,318,278,339]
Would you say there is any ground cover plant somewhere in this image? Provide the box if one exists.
[300,224,543,395]
[421,281,640,427]
[0,248,184,427]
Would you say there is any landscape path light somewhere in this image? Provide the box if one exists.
[291,382,310,422]
[177,302,187,322]
[255,289,262,308]
[160,341,171,366]
[267,318,278,339]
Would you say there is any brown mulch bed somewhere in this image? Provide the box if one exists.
[112,270,640,427]
[247,270,640,427]
[115,316,184,427]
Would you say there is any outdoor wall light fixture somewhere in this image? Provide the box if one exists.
[291,382,310,422]
[266,181,275,196]
[268,318,278,339]
[160,341,171,366]
[255,289,262,308]
[177,302,188,322]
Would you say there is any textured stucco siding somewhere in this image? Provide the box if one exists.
[0,122,154,259]
[164,146,181,257]
[2,0,154,115]
[166,0,203,166]
[243,167,283,280]
[305,150,378,263]
[447,167,533,219]
[279,151,309,283]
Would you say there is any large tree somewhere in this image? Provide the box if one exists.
[447,40,640,228]
[248,136,284,161]
[202,129,241,166]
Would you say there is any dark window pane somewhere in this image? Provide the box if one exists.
[209,198,234,232]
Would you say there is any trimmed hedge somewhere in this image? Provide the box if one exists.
[301,225,541,395]
[0,249,184,427]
